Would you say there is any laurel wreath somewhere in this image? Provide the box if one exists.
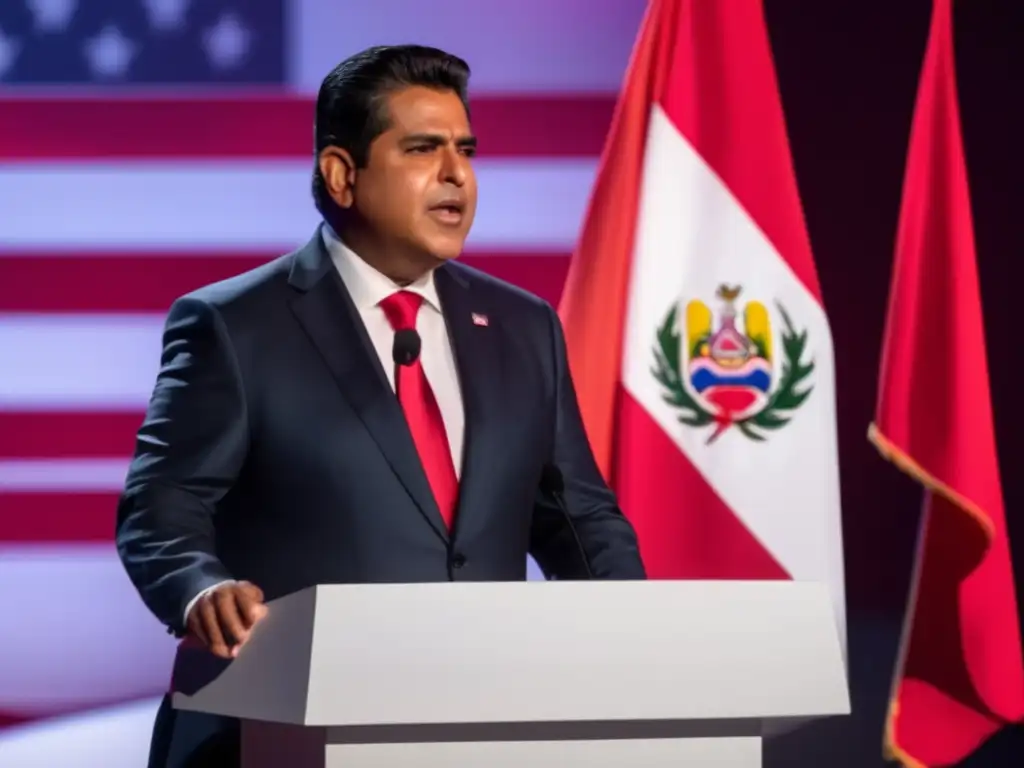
[651,302,815,442]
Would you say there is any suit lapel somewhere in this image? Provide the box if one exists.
[434,264,506,540]
[287,230,450,541]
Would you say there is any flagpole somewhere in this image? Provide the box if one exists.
[881,491,931,768]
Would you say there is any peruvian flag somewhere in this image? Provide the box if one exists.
[870,0,1024,764]
[558,0,846,644]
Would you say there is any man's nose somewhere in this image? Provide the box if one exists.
[439,146,469,186]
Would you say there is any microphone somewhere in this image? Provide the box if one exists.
[392,329,421,367]
[539,463,594,579]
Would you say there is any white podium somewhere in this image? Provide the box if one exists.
[172,580,849,767]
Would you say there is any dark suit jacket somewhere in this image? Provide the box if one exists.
[115,227,645,767]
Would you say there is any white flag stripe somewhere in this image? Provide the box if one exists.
[0,250,571,261]
[620,107,846,637]
[0,698,159,768]
[0,458,129,491]
[0,159,597,252]
[0,544,175,714]
[293,0,645,95]
[0,314,166,409]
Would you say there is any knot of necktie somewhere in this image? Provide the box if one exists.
[379,290,423,331]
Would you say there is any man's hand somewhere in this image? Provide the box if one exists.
[186,581,268,658]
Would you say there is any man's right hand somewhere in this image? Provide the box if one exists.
[186,581,268,659]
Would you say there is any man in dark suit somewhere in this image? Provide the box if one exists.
[116,44,645,767]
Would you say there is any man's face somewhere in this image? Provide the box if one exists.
[349,86,478,262]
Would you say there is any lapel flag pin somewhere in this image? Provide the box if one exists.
[471,312,489,327]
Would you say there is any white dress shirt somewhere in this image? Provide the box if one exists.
[182,224,466,625]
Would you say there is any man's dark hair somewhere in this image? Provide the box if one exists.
[312,44,472,215]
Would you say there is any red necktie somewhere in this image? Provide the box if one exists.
[379,291,459,530]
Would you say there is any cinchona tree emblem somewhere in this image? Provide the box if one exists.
[652,284,815,444]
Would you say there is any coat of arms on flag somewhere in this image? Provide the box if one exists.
[653,284,814,444]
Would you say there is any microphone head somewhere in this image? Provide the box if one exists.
[540,463,565,494]
[392,329,421,366]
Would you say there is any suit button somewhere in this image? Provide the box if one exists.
[451,554,467,569]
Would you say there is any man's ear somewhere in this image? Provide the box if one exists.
[318,146,357,208]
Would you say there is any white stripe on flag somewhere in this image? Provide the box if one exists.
[0,544,176,714]
[620,107,845,633]
[0,698,160,768]
[0,314,165,409]
[292,0,645,94]
[0,159,597,251]
[0,459,129,491]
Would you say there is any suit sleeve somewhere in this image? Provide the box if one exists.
[537,303,646,579]
[115,297,249,635]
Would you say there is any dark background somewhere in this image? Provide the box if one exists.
[760,0,1023,764]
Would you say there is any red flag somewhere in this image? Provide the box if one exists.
[870,1,1024,764]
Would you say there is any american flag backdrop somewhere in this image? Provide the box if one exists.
[0,0,647,762]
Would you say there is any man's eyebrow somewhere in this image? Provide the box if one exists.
[400,133,478,148]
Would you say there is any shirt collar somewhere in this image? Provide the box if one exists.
[321,223,441,313]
